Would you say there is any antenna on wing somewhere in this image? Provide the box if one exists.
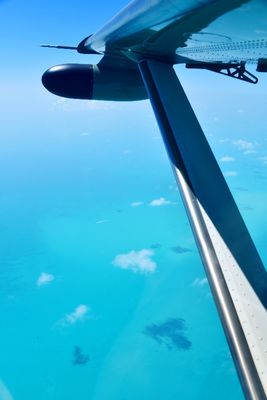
[41,44,77,50]
[40,35,100,54]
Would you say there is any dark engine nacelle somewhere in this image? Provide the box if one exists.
[42,63,148,101]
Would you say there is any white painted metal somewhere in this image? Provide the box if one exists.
[199,201,267,393]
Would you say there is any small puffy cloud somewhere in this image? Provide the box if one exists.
[149,197,172,207]
[51,99,115,112]
[192,277,208,287]
[259,156,267,165]
[63,305,89,326]
[232,139,253,150]
[122,149,131,155]
[130,201,143,207]
[220,156,235,163]
[255,29,267,34]
[0,379,14,400]
[224,171,238,177]
[96,219,108,224]
[36,272,54,287]
[232,139,257,154]
[113,249,157,274]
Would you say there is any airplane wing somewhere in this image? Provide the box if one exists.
[84,0,266,66]
[42,1,267,398]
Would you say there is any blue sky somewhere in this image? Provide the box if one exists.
[1,1,267,399]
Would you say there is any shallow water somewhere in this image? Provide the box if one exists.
[1,62,267,398]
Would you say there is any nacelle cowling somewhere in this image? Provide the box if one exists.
[42,63,148,101]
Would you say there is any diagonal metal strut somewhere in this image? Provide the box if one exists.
[138,59,267,400]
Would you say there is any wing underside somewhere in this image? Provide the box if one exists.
[87,0,267,67]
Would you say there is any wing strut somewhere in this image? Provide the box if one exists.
[138,59,267,400]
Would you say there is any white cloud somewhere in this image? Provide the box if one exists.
[36,272,55,287]
[243,150,257,155]
[224,171,238,177]
[232,139,257,154]
[259,156,267,165]
[232,139,253,150]
[149,197,172,207]
[131,201,143,207]
[96,219,108,224]
[113,249,157,274]
[220,156,235,163]
[0,379,14,400]
[255,29,267,34]
[56,98,66,104]
[122,149,131,155]
[63,305,89,326]
[192,277,208,287]
[51,99,116,112]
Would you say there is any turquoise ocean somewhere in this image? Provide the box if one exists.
[1,65,267,399]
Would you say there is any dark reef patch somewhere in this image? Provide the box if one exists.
[233,186,249,192]
[170,245,192,254]
[143,318,192,350]
[72,346,89,366]
[242,206,254,211]
[150,243,162,249]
